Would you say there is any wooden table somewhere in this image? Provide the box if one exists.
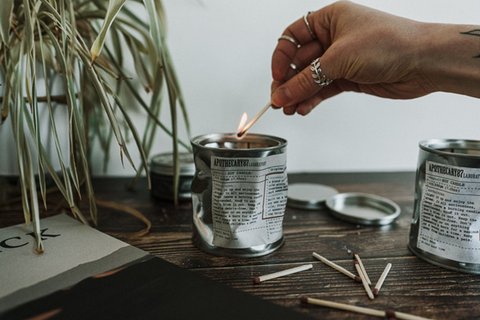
[2,172,480,319]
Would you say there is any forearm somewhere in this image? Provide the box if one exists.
[416,23,480,98]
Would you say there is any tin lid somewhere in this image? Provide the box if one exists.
[149,152,195,176]
[287,183,339,210]
[325,193,400,226]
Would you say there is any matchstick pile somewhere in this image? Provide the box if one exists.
[252,252,432,320]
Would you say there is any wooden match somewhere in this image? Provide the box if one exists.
[355,261,374,299]
[312,252,361,282]
[253,264,313,284]
[373,263,392,296]
[237,102,271,137]
[353,252,372,285]
[300,296,433,320]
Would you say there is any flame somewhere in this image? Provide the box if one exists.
[237,112,248,135]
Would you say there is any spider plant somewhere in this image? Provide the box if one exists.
[0,0,190,253]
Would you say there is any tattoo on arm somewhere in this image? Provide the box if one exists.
[460,29,480,58]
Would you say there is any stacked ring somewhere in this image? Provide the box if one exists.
[310,58,332,87]
[290,63,300,74]
[303,12,316,39]
[278,35,300,48]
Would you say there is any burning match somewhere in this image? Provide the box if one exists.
[253,264,313,284]
[312,252,361,282]
[237,102,272,137]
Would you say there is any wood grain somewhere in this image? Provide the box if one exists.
[2,172,480,320]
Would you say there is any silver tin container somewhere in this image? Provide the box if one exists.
[191,133,288,257]
[150,152,195,201]
[409,139,480,274]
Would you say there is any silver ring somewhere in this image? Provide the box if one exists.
[303,12,316,39]
[278,35,300,48]
[290,63,300,74]
[310,58,332,87]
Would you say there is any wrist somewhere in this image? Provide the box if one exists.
[415,23,480,98]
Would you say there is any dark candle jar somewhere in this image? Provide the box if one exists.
[149,152,195,201]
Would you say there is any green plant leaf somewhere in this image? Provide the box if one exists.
[22,0,34,52]
[90,0,127,64]
[0,0,13,47]
[2,0,191,241]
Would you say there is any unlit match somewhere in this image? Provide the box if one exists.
[253,264,313,284]
[312,252,361,283]
[373,263,392,296]
[237,102,271,137]
[355,261,374,300]
[300,296,433,320]
[353,252,371,285]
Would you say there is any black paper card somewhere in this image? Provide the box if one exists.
[2,256,314,320]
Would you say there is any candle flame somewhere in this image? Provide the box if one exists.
[237,112,248,135]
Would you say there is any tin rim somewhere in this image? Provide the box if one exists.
[191,133,287,151]
[149,152,195,176]
[287,183,339,210]
[325,192,401,225]
[419,139,480,159]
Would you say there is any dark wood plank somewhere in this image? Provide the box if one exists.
[2,172,480,319]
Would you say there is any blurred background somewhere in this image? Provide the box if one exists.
[91,0,480,176]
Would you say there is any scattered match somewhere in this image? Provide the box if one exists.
[253,264,313,284]
[300,296,433,320]
[312,252,361,282]
[355,261,374,300]
[373,263,392,296]
[353,252,372,285]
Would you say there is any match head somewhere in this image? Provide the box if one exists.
[355,276,362,283]
[253,277,261,284]
[300,296,309,304]
[353,252,358,256]
[373,288,379,296]
[385,310,396,318]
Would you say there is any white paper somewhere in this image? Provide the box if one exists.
[0,214,128,299]
[417,161,480,263]
[211,154,287,249]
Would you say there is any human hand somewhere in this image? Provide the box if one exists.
[270,1,436,115]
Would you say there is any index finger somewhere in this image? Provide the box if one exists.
[272,12,322,81]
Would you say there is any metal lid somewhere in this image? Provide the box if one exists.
[325,193,401,225]
[287,183,339,210]
[149,152,195,176]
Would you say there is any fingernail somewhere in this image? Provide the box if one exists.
[272,87,292,106]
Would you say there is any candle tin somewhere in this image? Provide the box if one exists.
[408,139,480,274]
[149,152,195,201]
[190,133,288,257]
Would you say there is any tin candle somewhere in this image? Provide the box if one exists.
[409,139,480,274]
[149,152,195,201]
[190,133,288,257]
